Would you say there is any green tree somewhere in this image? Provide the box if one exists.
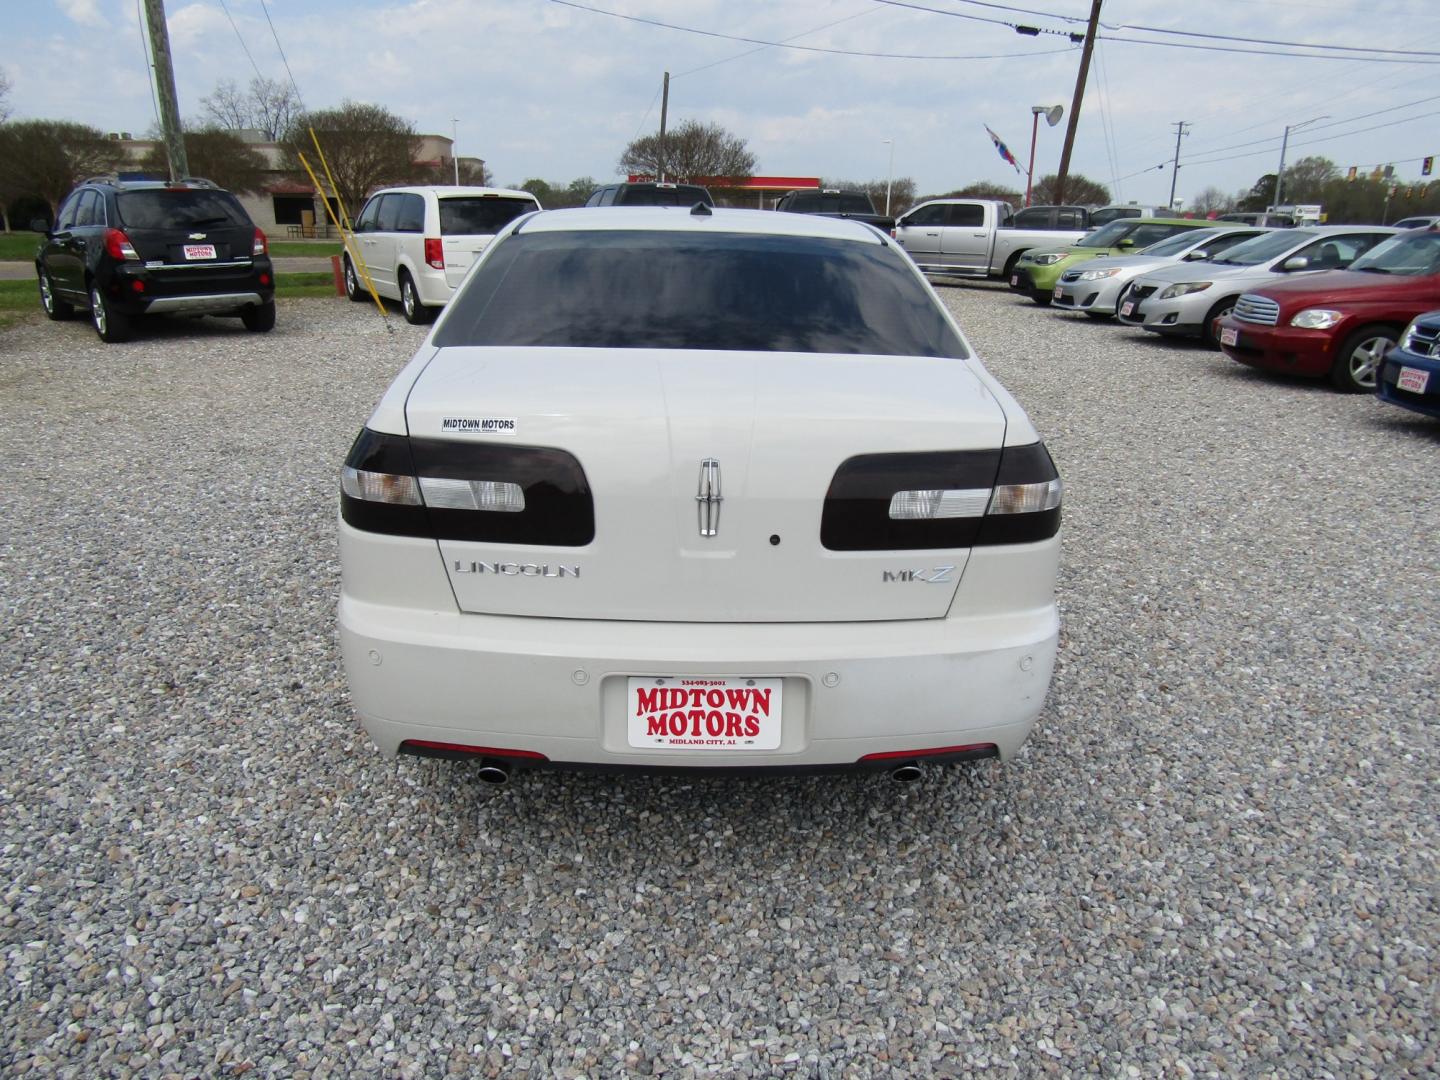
[0,120,119,222]
[1030,173,1110,206]
[619,120,755,182]
[140,128,268,192]
[1275,155,1337,204]
[281,101,421,222]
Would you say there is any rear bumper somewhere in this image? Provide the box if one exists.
[105,258,274,315]
[1219,319,1335,376]
[338,526,1060,769]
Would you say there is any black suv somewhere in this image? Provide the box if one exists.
[584,181,714,207]
[34,176,276,343]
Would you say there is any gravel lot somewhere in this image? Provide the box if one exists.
[1,290,1435,1078]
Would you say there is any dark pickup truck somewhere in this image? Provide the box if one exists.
[774,189,895,232]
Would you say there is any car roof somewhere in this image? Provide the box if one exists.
[370,185,537,200]
[519,206,889,242]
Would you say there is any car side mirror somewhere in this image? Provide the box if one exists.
[30,218,50,233]
[1183,250,1209,261]
[1281,255,1310,271]
[1117,238,1135,248]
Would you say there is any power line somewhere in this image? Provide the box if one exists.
[258,0,305,112]
[675,8,881,78]
[1097,33,1440,65]
[547,0,1079,59]
[217,0,267,86]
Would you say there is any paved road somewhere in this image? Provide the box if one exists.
[0,256,335,281]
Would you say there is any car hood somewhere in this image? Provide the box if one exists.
[1133,260,1279,285]
[1241,269,1440,307]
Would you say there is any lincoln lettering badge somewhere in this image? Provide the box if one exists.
[696,458,723,538]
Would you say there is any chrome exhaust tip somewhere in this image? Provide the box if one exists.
[889,763,923,784]
[476,762,511,787]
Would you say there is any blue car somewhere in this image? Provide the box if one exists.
[1377,310,1440,419]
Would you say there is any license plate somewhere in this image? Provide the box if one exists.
[627,676,782,751]
[183,244,217,260]
[1398,366,1430,393]
[1220,326,1238,347]
[1120,301,1135,317]
[1053,285,1064,300]
[1010,274,1019,286]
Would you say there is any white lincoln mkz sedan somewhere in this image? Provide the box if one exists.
[338,206,1062,783]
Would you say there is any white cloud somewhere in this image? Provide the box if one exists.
[59,0,107,28]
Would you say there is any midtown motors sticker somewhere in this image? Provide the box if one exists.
[627,677,783,751]
[441,417,517,435]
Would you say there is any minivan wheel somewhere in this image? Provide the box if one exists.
[1330,325,1396,393]
[399,271,433,325]
[241,298,276,332]
[344,257,366,302]
[39,269,74,320]
[90,283,132,343]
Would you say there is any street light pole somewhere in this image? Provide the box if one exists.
[1026,109,1041,207]
[451,118,459,184]
[1167,120,1190,211]
[883,139,895,215]
[1273,115,1329,209]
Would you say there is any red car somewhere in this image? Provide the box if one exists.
[1218,228,1440,392]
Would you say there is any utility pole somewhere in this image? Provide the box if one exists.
[141,0,188,180]
[451,118,460,184]
[1054,0,1102,205]
[1168,121,1191,210]
[658,71,670,182]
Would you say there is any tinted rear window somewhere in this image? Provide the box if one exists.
[614,185,712,206]
[786,192,874,214]
[116,189,250,230]
[435,231,966,357]
[439,196,537,235]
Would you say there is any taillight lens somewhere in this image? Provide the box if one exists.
[821,443,1061,550]
[424,237,444,269]
[252,228,268,256]
[340,428,593,545]
[104,229,139,260]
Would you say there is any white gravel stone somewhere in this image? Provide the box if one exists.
[0,291,1435,1078]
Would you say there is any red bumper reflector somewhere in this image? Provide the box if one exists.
[858,743,998,762]
[400,740,548,761]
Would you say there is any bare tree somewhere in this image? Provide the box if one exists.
[619,120,755,182]
[1189,185,1231,216]
[0,120,119,219]
[1030,173,1110,206]
[201,76,300,140]
[281,101,422,219]
[0,68,12,124]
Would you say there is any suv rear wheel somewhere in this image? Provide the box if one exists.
[38,269,74,320]
[89,283,131,343]
[241,299,276,332]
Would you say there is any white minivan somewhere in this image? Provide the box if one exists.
[343,186,541,323]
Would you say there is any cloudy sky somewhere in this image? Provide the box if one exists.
[7,0,1439,207]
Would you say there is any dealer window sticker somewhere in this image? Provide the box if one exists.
[440,417,518,435]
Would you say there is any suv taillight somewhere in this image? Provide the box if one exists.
[340,428,594,546]
[821,443,1061,550]
[104,229,139,261]
[252,228,268,256]
[424,238,444,270]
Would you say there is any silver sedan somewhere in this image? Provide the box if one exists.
[1051,227,1266,319]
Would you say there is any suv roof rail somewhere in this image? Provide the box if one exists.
[77,173,222,189]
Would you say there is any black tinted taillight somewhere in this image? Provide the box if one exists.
[820,443,1060,551]
[340,428,594,545]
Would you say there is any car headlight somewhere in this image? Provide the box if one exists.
[1399,317,1432,351]
[1290,308,1344,330]
[1158,281,1212,299]
[1078,267,1124,280]
[1029,253,1065,265]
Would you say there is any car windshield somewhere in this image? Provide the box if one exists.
[116,189,249,229]
[1140,229,1219,257]
[1210,228,1319,266]
[435,230,967,357]
[439,196,537,235]
[1075,220,1141,248]
[1347,230,1440,275]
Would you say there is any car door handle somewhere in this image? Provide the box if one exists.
[925,232,939,237]
[973,233,986,237]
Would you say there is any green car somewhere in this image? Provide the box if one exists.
[1008,218,1220,305]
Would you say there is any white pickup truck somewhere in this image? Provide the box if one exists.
[893,199,1089,281]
